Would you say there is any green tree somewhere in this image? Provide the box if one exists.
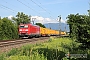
[0,18,18,40]
[67,13,90,48]
[0,19,3,40]
[0,16,1,20]
[13,12,30,25]
[35,23,46,28]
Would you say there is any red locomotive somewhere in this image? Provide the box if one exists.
[19,23,40,38]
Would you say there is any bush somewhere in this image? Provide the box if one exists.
[0,54,5,60]
[6,48,19,56]
[0,18,18,40]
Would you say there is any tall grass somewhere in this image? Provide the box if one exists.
[0,54,5,60]
[7,53,47,60]
[0,37,89,60]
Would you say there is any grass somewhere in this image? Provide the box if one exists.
[0,37,89,60]
[7,54,47,60]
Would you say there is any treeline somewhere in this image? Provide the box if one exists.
[67,11,90,48]
[0,12,46,40]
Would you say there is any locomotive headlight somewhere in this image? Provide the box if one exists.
[19,29,22,31]
[25,29,28,31]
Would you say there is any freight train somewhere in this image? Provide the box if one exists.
[18,23,66,38]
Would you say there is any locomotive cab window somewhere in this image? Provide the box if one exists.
[24,25,28,28]
[20,26,24,28]
[20,25,28,28]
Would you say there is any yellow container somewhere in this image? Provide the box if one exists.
[40,27,45,35]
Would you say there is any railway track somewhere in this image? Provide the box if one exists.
[0,36,66,53]
[0,37,50,53]
[0,37,49,47]
[0,35,68,47]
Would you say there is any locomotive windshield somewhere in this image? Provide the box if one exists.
[20,25,28,28]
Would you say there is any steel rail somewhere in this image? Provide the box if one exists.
[0,37,49,47]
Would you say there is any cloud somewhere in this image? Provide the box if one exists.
[8,15,13,20]
[7,15,67,24]
[31,16,66,24]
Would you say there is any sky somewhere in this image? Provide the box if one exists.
[0,0,89,24]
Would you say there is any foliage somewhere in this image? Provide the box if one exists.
[6,48,19,56]
[35,23,46,28]
[67,13,90,48]
[0,16,1,20]
[7,53,47,60]
[0,18,18,40]
[0,54,5,60]
[1,37,89,60]
[13,12,30,25]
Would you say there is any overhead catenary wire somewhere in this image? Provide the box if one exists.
[17,0,41,15]
[0,4,17,13]
[0,0,56,21]
[1,0,19,13]
[2,0,19,9]
[30,0,54,19]
[30,0,50,14]
[22,0,41,16]
[36,0,54,16]
[2,0,37,15]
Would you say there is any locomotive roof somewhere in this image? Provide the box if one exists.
[20,23,40,27]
